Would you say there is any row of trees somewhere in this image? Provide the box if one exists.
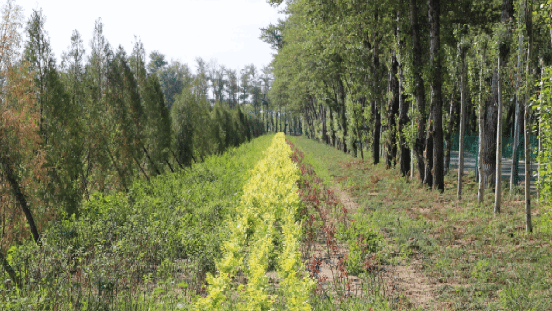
[146,54,260,111]
[0,0,264,266]
[263,0,552,231]
[145,49,305,135]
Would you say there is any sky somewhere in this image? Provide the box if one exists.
[14,0,284,73]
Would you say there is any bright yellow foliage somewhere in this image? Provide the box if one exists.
[195,133,314,311]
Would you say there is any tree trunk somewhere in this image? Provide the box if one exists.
[511,33,524,190]
[329,108,336,147]
[105,142,129,192]
[444,90,457,175]
[411,101,415,179]
[142,145,161,176]
[322,105,329,144]
[538,59,543,200]
[165,159,174,173]
[524,85,532,232]
[424,113,433,188]
[501,0,514,23]
[495,56,503,214]
[360,97,367,161]
[0,249,20,288]
[372,100,381,165]
[524,0,532,232]
[133,154,150,182]
[171,150,185,169]
[337,76,348,153]
[0,155,41,245]
[386,50,400,169]
[478,51,486,204]
[494,0,513,213]
[482,69,499,190]
[458,47,467,200]
[428,0,444,192]
[397,12,410,176]
[410,0,427,183]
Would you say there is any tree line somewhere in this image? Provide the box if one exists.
[263,0,552,232]
[149,53,304,136]
[0,0,265,264]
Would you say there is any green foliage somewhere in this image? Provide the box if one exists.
[171,89,260,167]
[24,8,84,216]
[340,218,382,276]
[147,51,193,110]
[1,8,269,310]
[493,22,512,61]
[170,89,199,167]
[290,135,552,309]
[535,66,552,227]
[0,135,273,310]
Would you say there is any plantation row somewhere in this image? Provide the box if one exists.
[197,133,313,310]
[1,135,274,310]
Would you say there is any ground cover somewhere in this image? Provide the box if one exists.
[287,138,391,311]
[0,134,274,311]
[289,136,552,310]
[5,133,549,310]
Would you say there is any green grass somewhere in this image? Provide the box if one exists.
[290,136,552,310]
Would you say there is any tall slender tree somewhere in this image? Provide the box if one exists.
[410,0,428,182]
[428,0,445,192]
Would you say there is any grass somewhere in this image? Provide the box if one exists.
[290,136,552,310]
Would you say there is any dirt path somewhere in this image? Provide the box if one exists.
[330,184,439,309]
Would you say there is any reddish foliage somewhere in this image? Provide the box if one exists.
[287,139,355,298]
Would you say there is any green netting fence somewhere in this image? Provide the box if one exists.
[449,133,539,180]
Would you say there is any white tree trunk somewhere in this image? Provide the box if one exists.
[458,48,467,200]
[524,92,532,232]
[525,0,533,232]
[478,51,486,204]
[495,56,503,214]
[511,34,523,191]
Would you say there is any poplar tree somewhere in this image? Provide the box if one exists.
[61,30,88,198]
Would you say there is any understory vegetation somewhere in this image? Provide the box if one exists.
[290,136,552,310]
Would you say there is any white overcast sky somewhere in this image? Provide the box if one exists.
[15,0,283,72]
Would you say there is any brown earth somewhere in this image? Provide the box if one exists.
[331,184,440,310]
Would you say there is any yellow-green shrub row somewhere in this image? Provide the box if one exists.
[195,133,314,311]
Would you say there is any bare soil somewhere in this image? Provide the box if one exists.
[331,184,440,309]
